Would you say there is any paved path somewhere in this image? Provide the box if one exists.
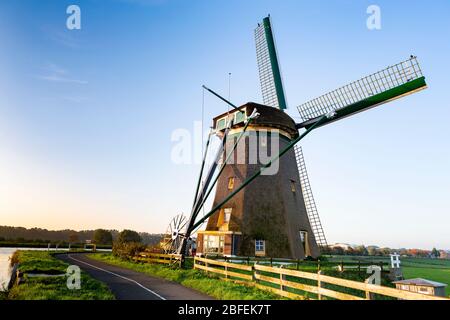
[57,253,213,300]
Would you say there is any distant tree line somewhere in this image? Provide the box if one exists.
[323,244,443,258]
[0,225,163,246]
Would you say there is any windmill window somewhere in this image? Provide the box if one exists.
[299,231,310,256]
[228,177,235,190]
[216,117,227,131]
[234,110,246,124]
[203,235,224,254]
[224,208,232,223]
[255,240,265,255]
[290,180,296,193]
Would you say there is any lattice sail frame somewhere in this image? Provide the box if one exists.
[255,17,287,110]
[297,57,424,121]
[294,145,328,248]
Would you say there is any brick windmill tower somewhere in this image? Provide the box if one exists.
[169,16,427,260]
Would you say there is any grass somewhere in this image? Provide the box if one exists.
[89,253,283,300]
[326,255,450,297]
[5,251,114,300]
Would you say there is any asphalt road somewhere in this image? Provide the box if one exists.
[57,253,213,300]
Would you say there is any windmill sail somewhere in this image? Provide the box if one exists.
[255,16,287,110]
[255,16,328,250]
[297,56,427,129]
[294,145,328,248]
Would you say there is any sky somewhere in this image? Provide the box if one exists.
[0,0,449,249]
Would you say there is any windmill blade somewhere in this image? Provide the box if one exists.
[294,145,327,248]
[297,56,427,129]
[255,16,287,110]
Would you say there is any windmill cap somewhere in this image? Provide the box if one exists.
[213,102,298,137]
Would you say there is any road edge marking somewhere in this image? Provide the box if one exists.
[67,254,166,300]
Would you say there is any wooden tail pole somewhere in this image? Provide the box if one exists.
[202,85,239,110]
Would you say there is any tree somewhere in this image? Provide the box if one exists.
[354,245,368,256]
[117,230,141,244]
[367,246,378,256]
[431,247,440,258]
[68,233,79,244]
[93,229,113,245]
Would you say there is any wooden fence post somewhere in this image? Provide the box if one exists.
[279,266,284,292]
[317,259,321,272]
[297,259,300,270]
[317,270,322,300]
[270,257,273,267]
[225,263,228,279]
[365,278,374,300]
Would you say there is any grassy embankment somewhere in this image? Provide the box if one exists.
[5,251,114,300]
[89,253,283,300]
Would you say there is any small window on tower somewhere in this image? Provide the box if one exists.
[255,240,266,256]
[216,117,227,131]
[290,180,296,193]
[299,231,309,256]
[228,177,235,190]
[234,110,246,124]
[224,208,232,223]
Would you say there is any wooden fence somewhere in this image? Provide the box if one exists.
[133,252,182,267]
[194,257,449,301]
[202,255,388,272]
[194,256,253,281]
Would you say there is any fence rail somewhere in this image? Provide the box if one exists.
[202,255,389,272]
[133,252,182,267]
[194,257,448,301]
[194,256,253,281]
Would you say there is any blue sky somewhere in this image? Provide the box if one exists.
[0,0,449,249]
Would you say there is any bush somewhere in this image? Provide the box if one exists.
[112,242,147,260]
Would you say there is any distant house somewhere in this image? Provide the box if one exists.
[439,250,449,259]
[393,278,448,298]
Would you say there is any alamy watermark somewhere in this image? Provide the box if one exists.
[66,5,81,30]
[170,122,280,176]
[366,265,381,285]
[66,265,81,290]
[367,5,381,30]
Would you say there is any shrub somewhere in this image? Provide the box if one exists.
[112,242,147,260]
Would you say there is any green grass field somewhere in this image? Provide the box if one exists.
[327,255,450,296]
[5,251,114,300]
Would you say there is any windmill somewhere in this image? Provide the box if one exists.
[168,16,427,260]
[161,214,187,254]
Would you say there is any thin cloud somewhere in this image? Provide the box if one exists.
[35,63,88,85]
[113,0,168,6]
[41,25,81,49]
